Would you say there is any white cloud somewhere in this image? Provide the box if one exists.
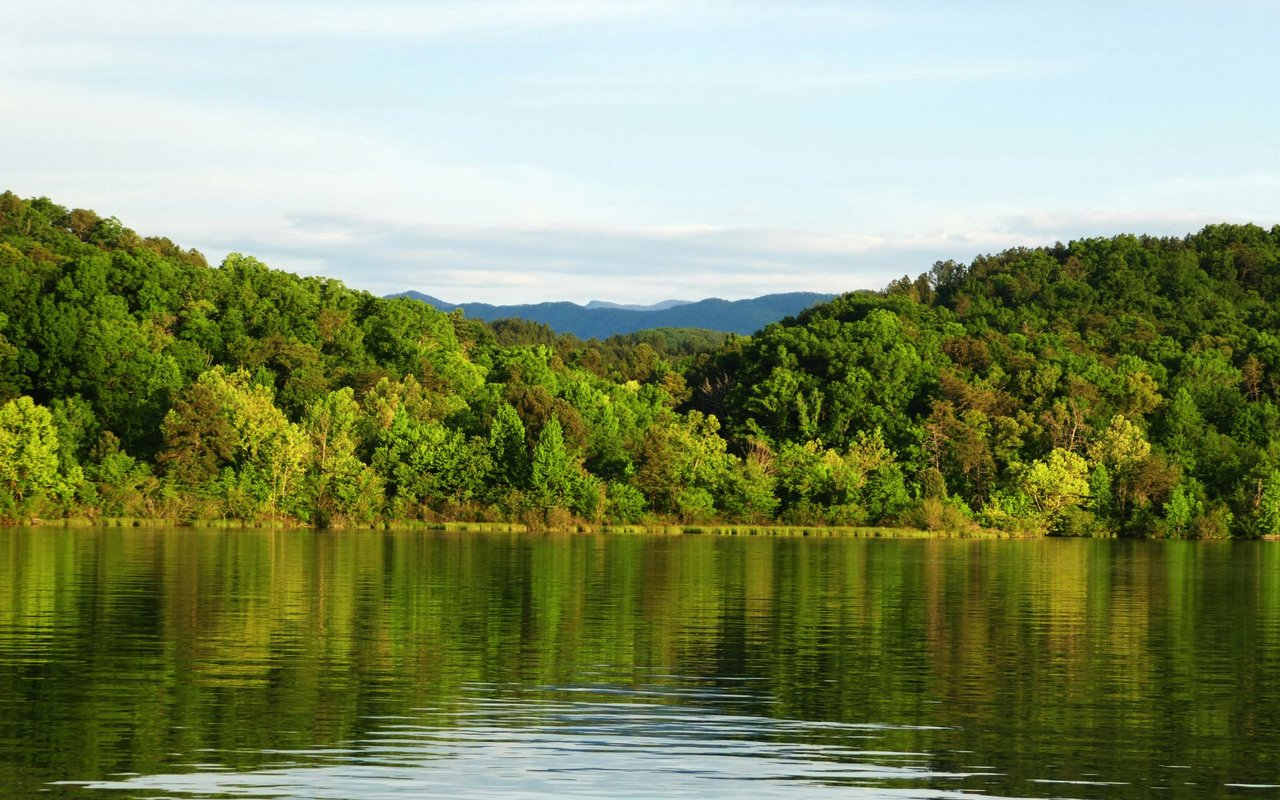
[6,0,886,42]
[0,73,617,237]
[983,203,1279,245]
[7,0,672,40]
[522,58,1070,94]
[210,213,994,303]
[262,207,1261,305]
[5,0,1274,310]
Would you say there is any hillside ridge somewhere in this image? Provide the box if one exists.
[389,290,836,338]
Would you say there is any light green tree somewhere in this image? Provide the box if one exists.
[487,402,530,491]
[530,416,574,510]
[304,388,383,525]
[1162,480,1203,538]
[1087,414,1152,518]
[1088,414,1151,469]
[160,367,310,519]
[1255,469,1280,537]
[1020,448,1091,531]
[0,396,63,518]
[633,411,732,515]
[371,412,484,515]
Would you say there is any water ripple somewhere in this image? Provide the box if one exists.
[63,693,1005,799]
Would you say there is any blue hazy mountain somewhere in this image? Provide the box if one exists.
[582,299,692,312]
[389,291,836,338]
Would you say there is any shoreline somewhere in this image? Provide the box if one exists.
[12,517,1271,540]
[8,516,1051,538]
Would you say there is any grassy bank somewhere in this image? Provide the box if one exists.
[23,517,1023,538]
[669,524,1023,538]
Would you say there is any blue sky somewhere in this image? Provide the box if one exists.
[4,1,1278,304]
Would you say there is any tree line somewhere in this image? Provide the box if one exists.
[2,191,1280,535]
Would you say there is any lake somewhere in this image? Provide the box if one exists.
[1,529,1277,798]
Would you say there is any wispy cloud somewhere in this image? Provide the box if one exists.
[990,210,1239,241]
[524,58,1070,92]
[0,74,614,233]
[210,213,1016,303]
[213,207,1274,304]
[984,176,1280,243]
[6,0,1275,310]
[8,0,669,40]
[515,58,1075,107]
[8,0,888,42]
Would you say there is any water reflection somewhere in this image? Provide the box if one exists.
[1,530,1278,798]
[69,689,994,799]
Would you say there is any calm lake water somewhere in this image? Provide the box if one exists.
[1,529,1277,799]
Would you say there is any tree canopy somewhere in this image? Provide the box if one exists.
[3,190,1279,537]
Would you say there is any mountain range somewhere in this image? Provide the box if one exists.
[389,291,837,338]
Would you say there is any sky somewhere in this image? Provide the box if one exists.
[3,1,1278,305]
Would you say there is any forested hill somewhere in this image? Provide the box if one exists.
[686,224,1280,536]
[0,192,752,529]
[390,290,835,338]
[2,189,1280,538]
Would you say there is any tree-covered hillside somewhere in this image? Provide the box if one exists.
[687,226,1280,536]
[0,193,728,527]
[2,190,1279,537]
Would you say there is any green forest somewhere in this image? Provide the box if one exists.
[2,191,1280,537]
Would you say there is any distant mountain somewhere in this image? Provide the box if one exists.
[583,299,692,312]
[389,291,837,338]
